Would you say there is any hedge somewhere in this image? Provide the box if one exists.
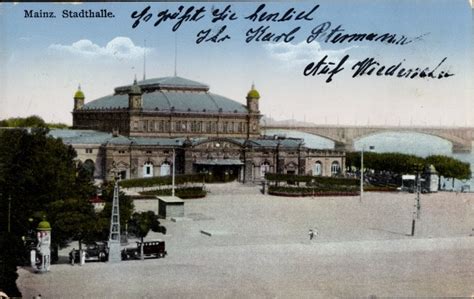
[119,174,209,188]
[139,187,207,199]
[268,186,359,196]
[265,173,359,186]
[268,186,359,197]
[364,186,398,192]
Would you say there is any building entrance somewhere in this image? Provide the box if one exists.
[194,160,243,182]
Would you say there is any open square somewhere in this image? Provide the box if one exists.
[18,183,474,298]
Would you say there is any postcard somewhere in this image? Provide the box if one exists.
[0,1,473,298]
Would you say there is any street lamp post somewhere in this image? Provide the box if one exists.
[172,148,176,197]
[360,146,364,202]
[411,164,422,236]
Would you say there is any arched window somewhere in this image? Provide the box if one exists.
[260,162,271,178]
[313,161,322,176]
[143,162,154,178]
[160,162,171,176]
[83,159,95,180]
[331,161,340,175]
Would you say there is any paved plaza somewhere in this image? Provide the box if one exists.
[18,183,474,298]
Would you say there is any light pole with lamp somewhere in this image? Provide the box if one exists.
[360,145,374,202]
[172,148,176,197]
[360,146,364,202]
[410,163,422,236]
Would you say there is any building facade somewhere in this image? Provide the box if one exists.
[59,76,345,182]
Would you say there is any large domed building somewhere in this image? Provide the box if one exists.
[54,76,345,182]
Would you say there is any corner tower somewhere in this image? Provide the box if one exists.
[73,85,85,110]
[246,83,260,113]
[128,78,142,110]
[246,83,261,138]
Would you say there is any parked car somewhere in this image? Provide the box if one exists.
[121,240,167,260]
[69,241,108,263]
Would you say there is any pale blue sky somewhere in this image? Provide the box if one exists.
[0,1,472,126]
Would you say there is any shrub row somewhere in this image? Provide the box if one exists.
[138,187,207,199]
[119,174,209,188]
[265,173,359,186]
[364,186,398,192]
[268,186,359,197]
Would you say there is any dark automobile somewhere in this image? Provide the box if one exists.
[121,240,167,260]
[69,241,108,263]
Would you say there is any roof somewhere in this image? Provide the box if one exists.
[37,220,51,230]
[80,76,247,113]
[49,129,303,149]
[49,129,186,146]
[74,90,85,99]
[115,76,209,93]
[157,196,184,203]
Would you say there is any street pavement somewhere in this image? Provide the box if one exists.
[18,183,474,298]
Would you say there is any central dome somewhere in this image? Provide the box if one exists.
[83,76,248,114]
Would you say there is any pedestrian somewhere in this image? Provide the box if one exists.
[70,248,75,265]
[308,229,314,240]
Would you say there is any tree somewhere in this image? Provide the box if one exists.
[0,128,97,294]
[128,211,160,260]
[0,115,68,129]
[426,155,471,188]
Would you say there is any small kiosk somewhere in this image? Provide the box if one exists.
[158,196,184,218]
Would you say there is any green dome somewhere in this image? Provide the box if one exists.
[37,220,51,231]
[74,90,85,99]
[247,83,260,100]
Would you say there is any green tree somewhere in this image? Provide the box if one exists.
[128,211,160,260]
[426,155,471,188]
[0,128,97,294]
[0,115,68,129]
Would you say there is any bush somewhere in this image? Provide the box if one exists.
[268,186,359,197]
[119,174,209,188]
[139,187,206,199]
[265,173,359,186]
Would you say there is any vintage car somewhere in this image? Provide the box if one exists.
[121,240,167,260]
[69,241,108,263]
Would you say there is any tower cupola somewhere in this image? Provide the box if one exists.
[73,84,85,110]
[128,78,143,110]
[246,83,260,113]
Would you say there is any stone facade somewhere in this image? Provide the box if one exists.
[63,76,345,182]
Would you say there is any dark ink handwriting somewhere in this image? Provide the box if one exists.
[245,4,319,22]
[246,26,300,43]
[131,5,206,31]
[307,22,427,45]
[351,57,454,79]
[196,25,231,44]
[303,55,349,83]
[211,5,238,22]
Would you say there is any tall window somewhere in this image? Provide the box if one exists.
[260,162,271,178]
[143,162,154,178]
[331,161,340,175]
[160,162,171,176]
[313,161,322,176]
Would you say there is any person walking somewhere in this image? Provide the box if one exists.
[69,248,75,265]
[308,229,314,240]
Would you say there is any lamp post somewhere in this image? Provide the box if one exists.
[360,146,364,202]
[172,148,176,197]
[411,163,422,236]
[360,145,374,202]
